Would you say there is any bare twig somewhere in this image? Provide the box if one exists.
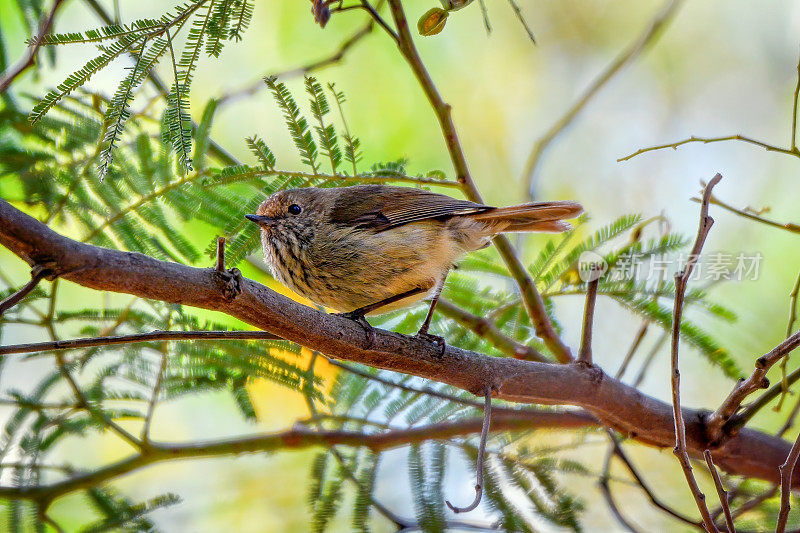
[670,173,722,532]
[0,266,52,318]
[436,299,547,362]
[615,321,649,379]
[0,407,590,503]
[789,270,800,338]
[0,330,281,357]
[599,446,643,533]
[704,450,735,533]
[606,431,700,528]
[732,363,800,432]
[578,278,599,365]
[706,330,800,440]
[791,50,800,151]
[0,0,65,94]
[523,0,683,197]
[619,134,800,162]
[446,386,492,513]
[778,395,800,439]
[690,193,800,235]
[777,430,800,533]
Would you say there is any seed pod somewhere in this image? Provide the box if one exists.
[418,7,448,36]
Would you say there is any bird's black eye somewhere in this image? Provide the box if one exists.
[288,204,302,215]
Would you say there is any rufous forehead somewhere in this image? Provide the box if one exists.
[256,194,285,216]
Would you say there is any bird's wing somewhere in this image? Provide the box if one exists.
[329,185,489,231]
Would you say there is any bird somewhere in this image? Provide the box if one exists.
[246,184,582,345]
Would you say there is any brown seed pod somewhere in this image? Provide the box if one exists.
[418,7,448,36]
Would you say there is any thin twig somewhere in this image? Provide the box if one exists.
[733,364,800,431]
[0,330,281,357]
[0,0,65,93]
[606,430,700,528]
[789,270,800,338]
[690,193,800,235]
[599,447,643,533]
[436,299,547,362]
[619,134,800,162]
[578,278,599,365]
[360,0,397,42]
[670,173,722,532]
[0,267,51,318]
[704,450,735,533]
[615,321,649,379]
[778,395,800,439]
[446,386,492,513]
[523,0,683,197]
[706,330,800,439]
[777,431,800,533]
[791,50,800,151]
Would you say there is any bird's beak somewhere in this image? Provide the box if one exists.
[245,214,275,226]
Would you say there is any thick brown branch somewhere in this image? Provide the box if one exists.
[2,197,800,489]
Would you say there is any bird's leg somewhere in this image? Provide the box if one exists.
[335,286,430,345]
[414,272,448,356]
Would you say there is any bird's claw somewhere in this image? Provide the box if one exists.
[415,330,446,357]
[334,311,376,347]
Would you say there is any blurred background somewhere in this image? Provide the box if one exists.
[1,0,800,530]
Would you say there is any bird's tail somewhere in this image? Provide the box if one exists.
[468,201,583,234]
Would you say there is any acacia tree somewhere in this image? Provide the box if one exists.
[0,0,799,531]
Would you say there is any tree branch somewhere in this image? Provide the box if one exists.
[0,409,593,502]
[446,386,492,513]
[669,173,721,532]
[706,331,800,441]
[0,265,53,318]
[0,330,281,357]
[578,278,599,365]
[3,198,800,490]
[704,450,735,533]
[436,298,547,362]
[777,429,800,533]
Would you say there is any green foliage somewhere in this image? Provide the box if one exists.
[0,17,750,525]
[21,0,255,177]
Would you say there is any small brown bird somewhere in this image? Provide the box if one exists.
[246,184,582,343]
